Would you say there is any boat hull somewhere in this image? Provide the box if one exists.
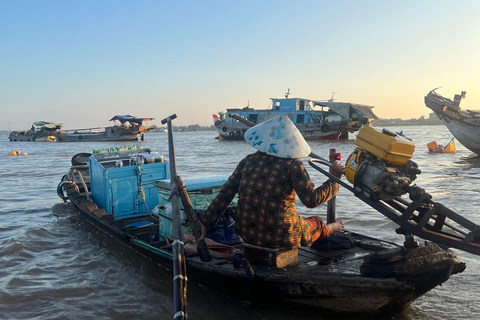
[437,118,480,154]
[215,121,343,141]
[8,132,56,142]
[57,132,140,142]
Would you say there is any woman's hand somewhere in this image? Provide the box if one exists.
[329,161,345,179]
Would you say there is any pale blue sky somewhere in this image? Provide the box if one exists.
[1,0,479,130]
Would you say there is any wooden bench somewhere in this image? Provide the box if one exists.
[243,243,298,268]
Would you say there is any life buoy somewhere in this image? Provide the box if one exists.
[222,127,227,132]
[78,135,83,140]
[236,130,242,136]
[321,123,329,132]
[229,131,235,137]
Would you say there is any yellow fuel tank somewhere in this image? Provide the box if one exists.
[355,127,415,165]
[344,147,363,185]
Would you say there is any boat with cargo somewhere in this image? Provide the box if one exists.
[56,118,480,317]
[9,115,155,142]
[56,115,155,142]
[214,91,378,141]
[424,88,480,155]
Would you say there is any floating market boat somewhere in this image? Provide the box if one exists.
[56,115,155,142]
[213,91,377,141]
[8,121,63,142]
[57,123,480,316]
[424,89,480,155]
[9,115,155,142]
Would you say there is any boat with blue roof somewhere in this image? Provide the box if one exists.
[214,90,378,140]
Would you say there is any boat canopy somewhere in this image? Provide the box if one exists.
[33,121,63,128]
[313,102,378,120]
[109,115,136,121]
[109,115,154,125]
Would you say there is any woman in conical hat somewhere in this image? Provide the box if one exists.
[199,115,344,249]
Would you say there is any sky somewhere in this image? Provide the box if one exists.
[1,0,479,130]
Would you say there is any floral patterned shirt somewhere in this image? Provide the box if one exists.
[201,151,339,249]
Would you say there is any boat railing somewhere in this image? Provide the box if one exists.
[62,127,106,134]
[73,169,91,201]
[305,110,324,123]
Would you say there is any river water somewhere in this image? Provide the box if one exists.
[1,125,479,320]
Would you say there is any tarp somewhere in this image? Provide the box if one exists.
[109,115,135,121]
[109,115,154,124]
[313,102,378,120]
[33,121,63,128]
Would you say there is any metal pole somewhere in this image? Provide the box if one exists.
[161,114,187,320]
[327,148,337,224]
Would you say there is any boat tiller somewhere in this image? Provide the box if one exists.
[309,127,480,256]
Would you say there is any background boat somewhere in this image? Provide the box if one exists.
[56,115,155,142]
[424,89,480,155]
[214,93,377,141]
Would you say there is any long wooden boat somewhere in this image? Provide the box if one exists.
[56,115,155,142]
[9,115,155,142]
[424,89,480,155]
[57,147,470,316]
[214,93,377,141]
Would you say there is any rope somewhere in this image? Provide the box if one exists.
[137,165,159,221]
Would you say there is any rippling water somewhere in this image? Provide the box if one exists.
[1,125,479,320]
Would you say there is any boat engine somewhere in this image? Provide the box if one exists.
[344,127,421,201]
[309,126,480,257]
[345,147,421,201]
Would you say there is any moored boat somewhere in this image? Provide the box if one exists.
[9,115,155,142]
[56,115,155,142]
[56,123,480,316]
[214,92,377,141]
[424,89,480,155]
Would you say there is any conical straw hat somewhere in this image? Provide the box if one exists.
[244,115,311,158]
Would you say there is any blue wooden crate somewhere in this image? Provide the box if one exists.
[89,154,169,219]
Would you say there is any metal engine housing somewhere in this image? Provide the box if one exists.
[345,147,421,200]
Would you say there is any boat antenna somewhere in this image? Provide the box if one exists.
[328,92,337,102]
[285,88,291,99]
